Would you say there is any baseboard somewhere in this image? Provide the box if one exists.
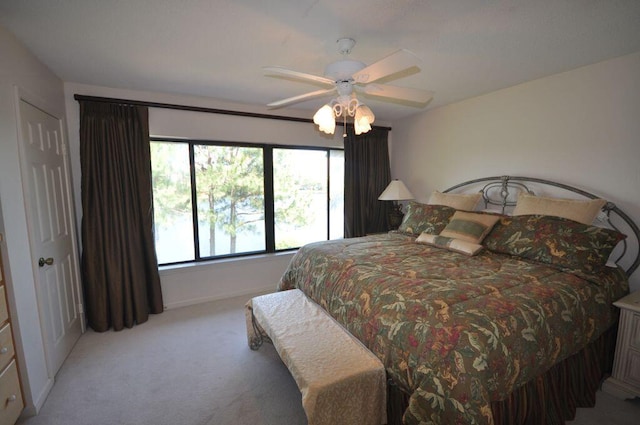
[21,376,54,417]
[601,376,640,400]
[163,285,277,310]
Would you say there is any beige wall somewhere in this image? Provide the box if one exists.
[391,52,640,291]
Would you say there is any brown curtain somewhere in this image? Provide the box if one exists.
[79,101,163,332]
[344,126,392,237]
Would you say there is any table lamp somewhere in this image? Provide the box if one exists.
[378,179,414,229]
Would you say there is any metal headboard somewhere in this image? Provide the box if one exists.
[443,175,640,277]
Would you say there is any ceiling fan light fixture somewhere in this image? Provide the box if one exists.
[314,99,376,136]
[313,104,336,134]
[354,117,371,135]
[354,104,375,135]
[353,119,369,135]
[356,104,375,123]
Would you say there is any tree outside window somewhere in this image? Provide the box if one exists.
[150,140,343,265]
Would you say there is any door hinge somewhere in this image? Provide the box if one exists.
[78,303,84,314]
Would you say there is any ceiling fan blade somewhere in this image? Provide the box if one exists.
[267,88,336,108]
[352,49,421,84]
[263,66,335,86]
[362,84,434,104]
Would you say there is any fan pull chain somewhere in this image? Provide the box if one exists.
[343,112,347,138]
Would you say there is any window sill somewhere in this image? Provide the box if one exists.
[158,250,297,276]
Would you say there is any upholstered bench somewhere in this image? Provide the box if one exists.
[246,289,387,425]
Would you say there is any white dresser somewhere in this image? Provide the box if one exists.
[602,290,640,400]
[0,246,24,425]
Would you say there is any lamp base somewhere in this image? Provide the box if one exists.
[388,205,404,230]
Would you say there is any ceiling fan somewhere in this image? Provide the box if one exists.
[263,38,434,135]
[264,38,434,108]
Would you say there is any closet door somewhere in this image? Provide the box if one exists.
[17,98,83,377]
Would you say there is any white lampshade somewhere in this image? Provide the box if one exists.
[354,104,375,135]
[355,104,375,124]
[313,104,336,134]
[378,179,414,201]
[354,117,371,135]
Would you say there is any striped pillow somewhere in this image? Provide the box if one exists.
[416,233,484,256]
[439,211,500,244]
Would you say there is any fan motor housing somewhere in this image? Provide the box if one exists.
[324,59,366,82]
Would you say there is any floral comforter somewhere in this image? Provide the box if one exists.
[278,232,628,425]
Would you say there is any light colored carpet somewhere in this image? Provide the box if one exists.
[17,293,640,425]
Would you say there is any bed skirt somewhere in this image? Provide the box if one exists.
[386,324,617,425]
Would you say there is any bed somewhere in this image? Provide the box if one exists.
[277,176,640,425]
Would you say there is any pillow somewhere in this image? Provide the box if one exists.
[512,193,606,225]
[483,215,626,274]
[416,233,484,256]
[428,191,482,211]
[439,211,501,244]
[397,202,457,235]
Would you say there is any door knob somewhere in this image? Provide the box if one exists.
[38,257,54,267]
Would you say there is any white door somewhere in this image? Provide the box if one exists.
[17,98,83,377]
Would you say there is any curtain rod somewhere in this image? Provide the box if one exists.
[73,94,392,131]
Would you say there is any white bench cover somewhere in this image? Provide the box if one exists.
[247,289,387,425]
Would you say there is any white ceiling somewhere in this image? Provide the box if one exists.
[1,0,639,122]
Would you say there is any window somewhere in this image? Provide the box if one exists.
[149,141,194,264]
[150,139,344,265]
[194,144,266,257]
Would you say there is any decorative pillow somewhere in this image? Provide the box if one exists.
[483,215,626,274]
[512,193,606,225]
[428,191,482,211]
[397,202,457,235]
[416,233,484,256]
[439,211,501,244]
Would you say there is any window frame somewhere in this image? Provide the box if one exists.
[151,137,343,266]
